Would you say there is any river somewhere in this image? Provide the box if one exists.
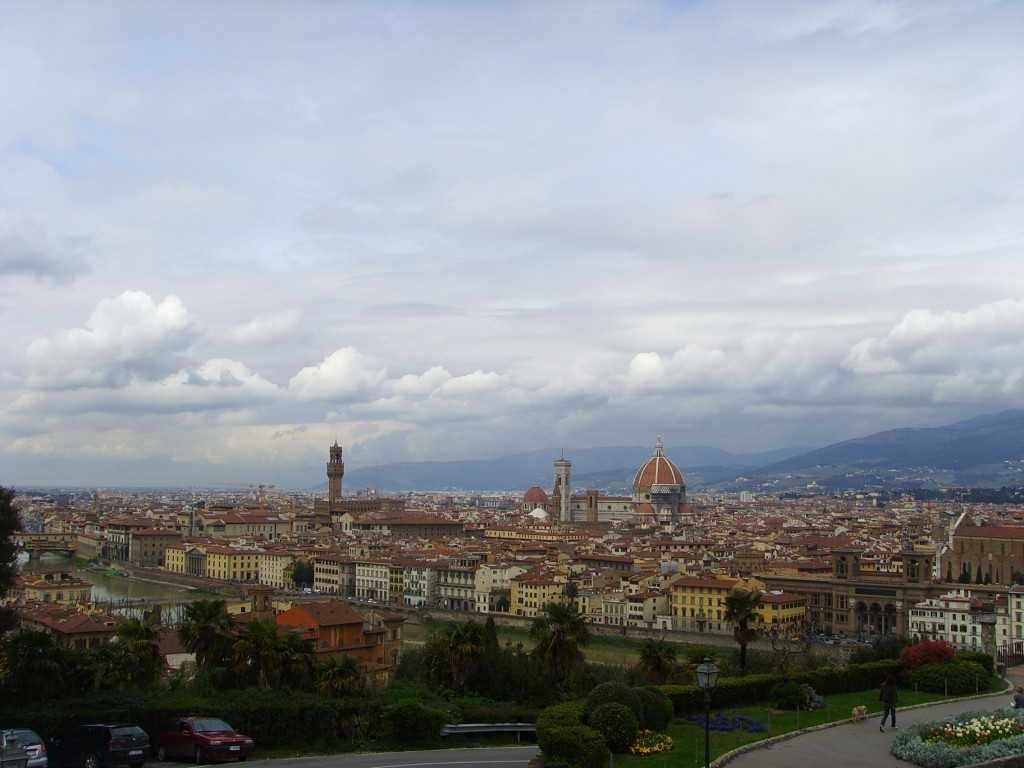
[20,553,203,621]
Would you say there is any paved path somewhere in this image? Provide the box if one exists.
[720,672,1023,768]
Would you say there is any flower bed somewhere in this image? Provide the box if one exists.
[629,729,674,755]
[892,708,1024,768]
[683,713,768,733]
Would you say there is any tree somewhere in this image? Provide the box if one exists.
[315,654,365,696]
[637,638,677,684]
[178,598,238,671]
[422,620,486,690]
[0,487,21,634]
[0,628,73,701]
[529,602,590,686]
[278,631,316,691]
[724,588,763,676]
[289,561,314,590]
[232,617,284,689]
[115,615,166,689]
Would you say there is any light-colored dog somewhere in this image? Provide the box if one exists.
[851,705,868,723]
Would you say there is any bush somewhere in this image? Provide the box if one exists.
[584,681,643,723]
[769,681,808,710]
[956,650,994,675]
[381,699,446,747]
[909,661,988,695]
[635,687,673,731]
[537,724,610,768]
[900,639,956,674]
[536,700,586,730]
[588,702,639,753]
[891,708,1024,768]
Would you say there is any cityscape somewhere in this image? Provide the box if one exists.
[8,432,1024,687]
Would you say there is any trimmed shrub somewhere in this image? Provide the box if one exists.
[957,650,994,675]
[584,681,643,723]
[537,724,610,768]
[909,661,988,695]
[381,699,446,747]
[536,700,586,731]
[588,702,639,753]
[769,681,808,710]
[636,687,673,731]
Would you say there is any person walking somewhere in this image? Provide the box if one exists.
[1012,686,1024,709]
[879,675,898,731]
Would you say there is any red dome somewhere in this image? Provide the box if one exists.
[633,438,685,490]
[524,486,549,504]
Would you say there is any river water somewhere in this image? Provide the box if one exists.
[20,554,201,620]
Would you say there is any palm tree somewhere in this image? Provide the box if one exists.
[529,602,590,686]
[638,637,678,684]
[0,628,71,701]
[178,599,238,671]
[723,588,763,676]
[422,621,486,690]
[232,617,284,689]
[115,615,166,688]
[278,631,316,691]
[315,654,365,696]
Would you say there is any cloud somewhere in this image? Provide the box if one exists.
[288,348,387,402]
[224,310,302,346]
[0,211,90,284]
[24,291,202,389]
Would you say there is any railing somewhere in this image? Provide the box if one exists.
[440,723,536,741]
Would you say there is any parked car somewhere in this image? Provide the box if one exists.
[45,725,149,768]
[154,718,253,764]
[0,732,30,768]
[1,729,46,768]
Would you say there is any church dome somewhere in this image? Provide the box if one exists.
[633,437,685,490]
[524,486,549,505]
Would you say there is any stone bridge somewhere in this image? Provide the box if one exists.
[13,532,77,558]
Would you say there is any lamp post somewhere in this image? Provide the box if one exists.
[695,656,720,768]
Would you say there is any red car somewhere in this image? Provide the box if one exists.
[154,719,253,765]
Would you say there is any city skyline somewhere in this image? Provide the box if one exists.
[2,1,1022,487]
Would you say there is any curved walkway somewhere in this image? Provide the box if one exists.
[719,671,1023,768]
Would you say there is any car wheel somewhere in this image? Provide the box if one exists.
[238,758,247,763]
[195,747,206,765]
[157,746,167,762]
[84,753,101,768]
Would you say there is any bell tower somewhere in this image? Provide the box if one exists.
[328,440,345,506]
[553,457,572,523]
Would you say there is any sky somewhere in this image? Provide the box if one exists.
[2,1,1022,489]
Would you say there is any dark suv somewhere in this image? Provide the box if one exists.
[45,725,149,768]
[154,718,253,764]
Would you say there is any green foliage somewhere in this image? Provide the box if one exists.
[0,487,21,633]
[587,701,639,754]
[635,686,673,731]
[769,681,808,710]
[956,650,994,675]
[536,700,587,730]
[584,681,642,723]
[909,661,988,695]
[536,724,610,768]
[381,699,446,747]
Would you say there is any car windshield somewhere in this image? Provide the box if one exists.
[193,720,233,733]
[110,727,146,738]
[8,732,42,746]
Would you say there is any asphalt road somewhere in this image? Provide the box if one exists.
[155,746,541,768]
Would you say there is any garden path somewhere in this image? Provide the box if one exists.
[718,668,1024,768]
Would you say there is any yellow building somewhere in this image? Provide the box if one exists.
[755,591,808,632]
[510,567,568,618]
[17,573,92,605]
[205,545,260,582]
[669,575,741,634]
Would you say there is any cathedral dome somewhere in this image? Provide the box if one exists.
[633,437,685,491]
[524,486,549,505]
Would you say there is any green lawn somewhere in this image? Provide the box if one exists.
[614,683,1006,767]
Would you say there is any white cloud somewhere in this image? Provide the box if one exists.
[288,348,387,402]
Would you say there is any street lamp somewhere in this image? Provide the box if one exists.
[695,656,720,768]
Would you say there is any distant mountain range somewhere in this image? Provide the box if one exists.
[337,409,1024,494]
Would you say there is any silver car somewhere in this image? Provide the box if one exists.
[1,729,47,768]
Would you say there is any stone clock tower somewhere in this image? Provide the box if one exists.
[327,440,345,506]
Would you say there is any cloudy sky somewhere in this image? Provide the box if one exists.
[2,1,1022,489]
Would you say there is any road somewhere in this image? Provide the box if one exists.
[156,746,540,768]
